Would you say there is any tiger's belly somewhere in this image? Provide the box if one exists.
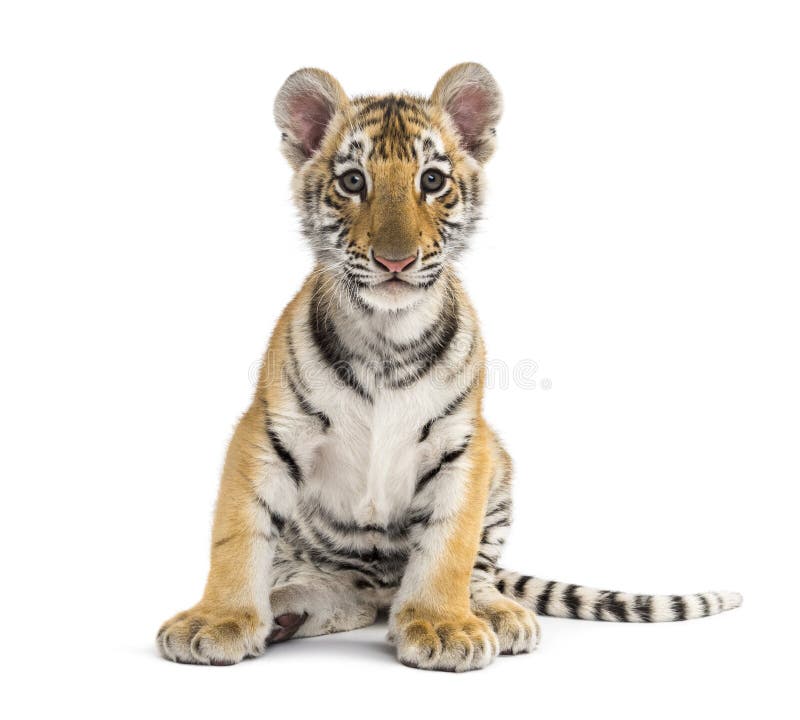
[279,394,430,588]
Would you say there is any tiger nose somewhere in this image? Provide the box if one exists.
[374,255,417,273]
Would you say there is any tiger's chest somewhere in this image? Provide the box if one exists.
[302,390,433,528]
[280,286,478,534]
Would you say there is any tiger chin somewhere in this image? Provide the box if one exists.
[156,63,741,672]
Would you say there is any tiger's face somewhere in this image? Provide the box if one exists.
[275,64,502,311]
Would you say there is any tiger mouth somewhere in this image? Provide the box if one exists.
[378,277,411,288]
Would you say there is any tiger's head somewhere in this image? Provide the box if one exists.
[274,63,502,311]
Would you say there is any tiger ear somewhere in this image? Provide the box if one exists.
[274,68,348,170]
[432,63,502,164]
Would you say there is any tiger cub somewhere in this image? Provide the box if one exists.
[157,63,741,671]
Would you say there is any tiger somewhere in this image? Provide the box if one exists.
[156,63,742,672]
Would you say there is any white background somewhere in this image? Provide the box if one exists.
[1,1,798,718]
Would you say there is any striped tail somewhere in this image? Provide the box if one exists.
[495,569,742,622]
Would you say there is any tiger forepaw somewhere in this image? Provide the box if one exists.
[391,607,499,672]
[156,605,269,665]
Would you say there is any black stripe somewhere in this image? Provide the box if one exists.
[593,593,605,620]
[343,274,374,315]
[252,494,284,539]
[311,503,409,540]
[286,373,331,430]
[634,594,652,622]
[391,315,459,387]
[486,496,512,513]
[457,177,470,204]
[286,326,303,379]
[342,266,369,288]
[309,280,372,402]
[416,261,442,277]
[418,419,435,443]
[285,522,402,586]
[354,95,428,118]
[414,440,470,493]
[535,580,555,614]
[372,292,454,356]
[373,306,455,366]
[513,575,530,597]
[495,578,506,595]
[269,511,286,533]
[406,510,432,528]
[418,382,474,442]
[596,591,627,621]
[389,286,460,388]
[563,584,581,619]
[481,517,511,533]
[414,267,444,290]
[298,517,409,566]
[469,172,480,204]
[671,595,687,621]
[322,192,345,210]
[442,444,469,464]
[697,593,710,617]
[266,427,302,486]
[477,550,496,564]
[254,493,286,534]
[305,547,398,586]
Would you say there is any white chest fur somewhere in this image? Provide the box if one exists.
[304,385,444,527]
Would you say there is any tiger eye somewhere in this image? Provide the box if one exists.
[421,168,446,194]
[338,169,366,195]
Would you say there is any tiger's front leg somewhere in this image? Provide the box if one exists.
[389,419,499,672]
[157,402,300,665]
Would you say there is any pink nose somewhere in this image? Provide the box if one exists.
[374,255,416,273]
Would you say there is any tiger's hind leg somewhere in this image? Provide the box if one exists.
[469,435,540,655]
[470,580,540,655]
[268,551,379,643]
